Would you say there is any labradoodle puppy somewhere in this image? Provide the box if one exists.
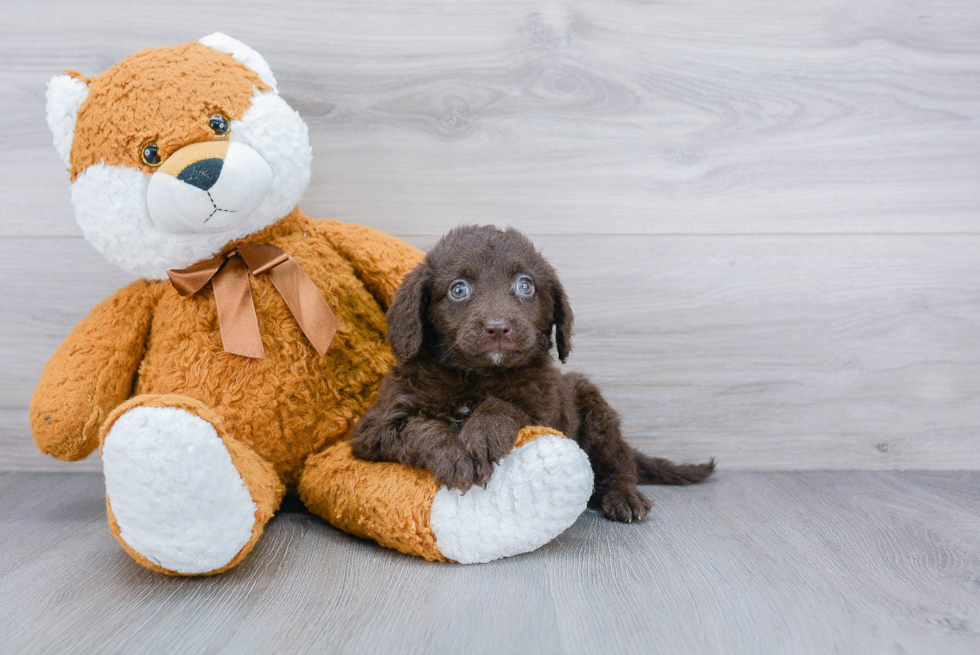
[350,225,714,521]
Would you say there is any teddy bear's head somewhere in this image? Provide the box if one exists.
[46,34,312,279]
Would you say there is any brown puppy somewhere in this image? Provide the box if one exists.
[350,225,714,521]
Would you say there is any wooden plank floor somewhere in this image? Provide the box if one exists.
[3,471,979,654]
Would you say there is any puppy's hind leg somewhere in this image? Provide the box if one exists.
[566,373,651,523]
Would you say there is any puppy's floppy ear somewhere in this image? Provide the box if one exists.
[552,279,574,363]
[386,263,431,361]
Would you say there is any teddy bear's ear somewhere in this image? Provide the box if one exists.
[199,33,278,92]
[46,74,89,170]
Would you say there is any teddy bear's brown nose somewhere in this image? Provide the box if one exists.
[177,158,223,191]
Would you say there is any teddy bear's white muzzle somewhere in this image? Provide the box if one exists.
[146,141,273,234]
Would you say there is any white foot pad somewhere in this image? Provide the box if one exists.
[429,434,594,564]
[102,406,257,574]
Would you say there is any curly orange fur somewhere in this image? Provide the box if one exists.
[32,209,423,486]
[68,42,271,181]
[34,38,578,571]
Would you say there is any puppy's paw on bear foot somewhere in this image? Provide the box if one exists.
[429,431,593,563]
[430,451,495,492]
[599,486,653,523]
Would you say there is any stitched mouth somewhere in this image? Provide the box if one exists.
[204,190,238,223]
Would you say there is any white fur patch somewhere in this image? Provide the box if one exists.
[200,33,278,91]
[46,74,89,169]
[146,142,273,234]
[229,91,312,226]
[102,406,257,574]
[430,434,593,564]
[68,89,312,279]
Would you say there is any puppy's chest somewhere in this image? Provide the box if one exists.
[416,389,489,424]
[445,404,474,431]
[416,382,545,428]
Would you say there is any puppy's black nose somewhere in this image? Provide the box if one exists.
[483,319,512,340]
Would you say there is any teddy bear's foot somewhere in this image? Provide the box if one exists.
[428,427,594,563]
[101,395,283,575]
[301,426,593,564]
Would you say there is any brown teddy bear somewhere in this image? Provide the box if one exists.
[32,34,594,574]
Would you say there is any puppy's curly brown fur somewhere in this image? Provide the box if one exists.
[350,225,714,522]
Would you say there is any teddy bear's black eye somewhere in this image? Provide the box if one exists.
[209,114,230,137]
[140,143,162,167]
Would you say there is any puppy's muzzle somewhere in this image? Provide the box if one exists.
[483,319,512,341]
[146,140,273,234]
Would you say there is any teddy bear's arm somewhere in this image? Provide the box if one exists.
[29,279,158,461]
[319,221,424,310]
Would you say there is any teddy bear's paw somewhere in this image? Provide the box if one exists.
[428,433,594,564]
[102,406,258,574]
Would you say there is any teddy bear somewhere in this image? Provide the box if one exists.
[31,34,594,574]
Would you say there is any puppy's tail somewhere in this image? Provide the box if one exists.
[633,449,715,485]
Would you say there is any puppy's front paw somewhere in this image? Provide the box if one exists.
[459,425,517,469]
[467,453,495,489]
[599,486,653,523]
[485,428,519,463]
[430,449,494,492]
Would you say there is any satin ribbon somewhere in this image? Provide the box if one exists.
[168,244,338,359]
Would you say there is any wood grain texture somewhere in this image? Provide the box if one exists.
[2,471,979,654]
[1,0,979,471]
[0,411,100,473]
[4,234,979,471]
[0,0,979,236]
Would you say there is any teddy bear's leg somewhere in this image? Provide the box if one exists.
[298,426,594,563]
[99,394,285,575]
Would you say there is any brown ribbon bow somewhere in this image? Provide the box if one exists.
[168,244,338,359]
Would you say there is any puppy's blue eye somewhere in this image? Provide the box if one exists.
[449,280,471,300]
[515,275,534,297]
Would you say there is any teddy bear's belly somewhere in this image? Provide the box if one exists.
[133,278,394,487]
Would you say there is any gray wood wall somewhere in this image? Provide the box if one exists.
[2,0,979,472]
